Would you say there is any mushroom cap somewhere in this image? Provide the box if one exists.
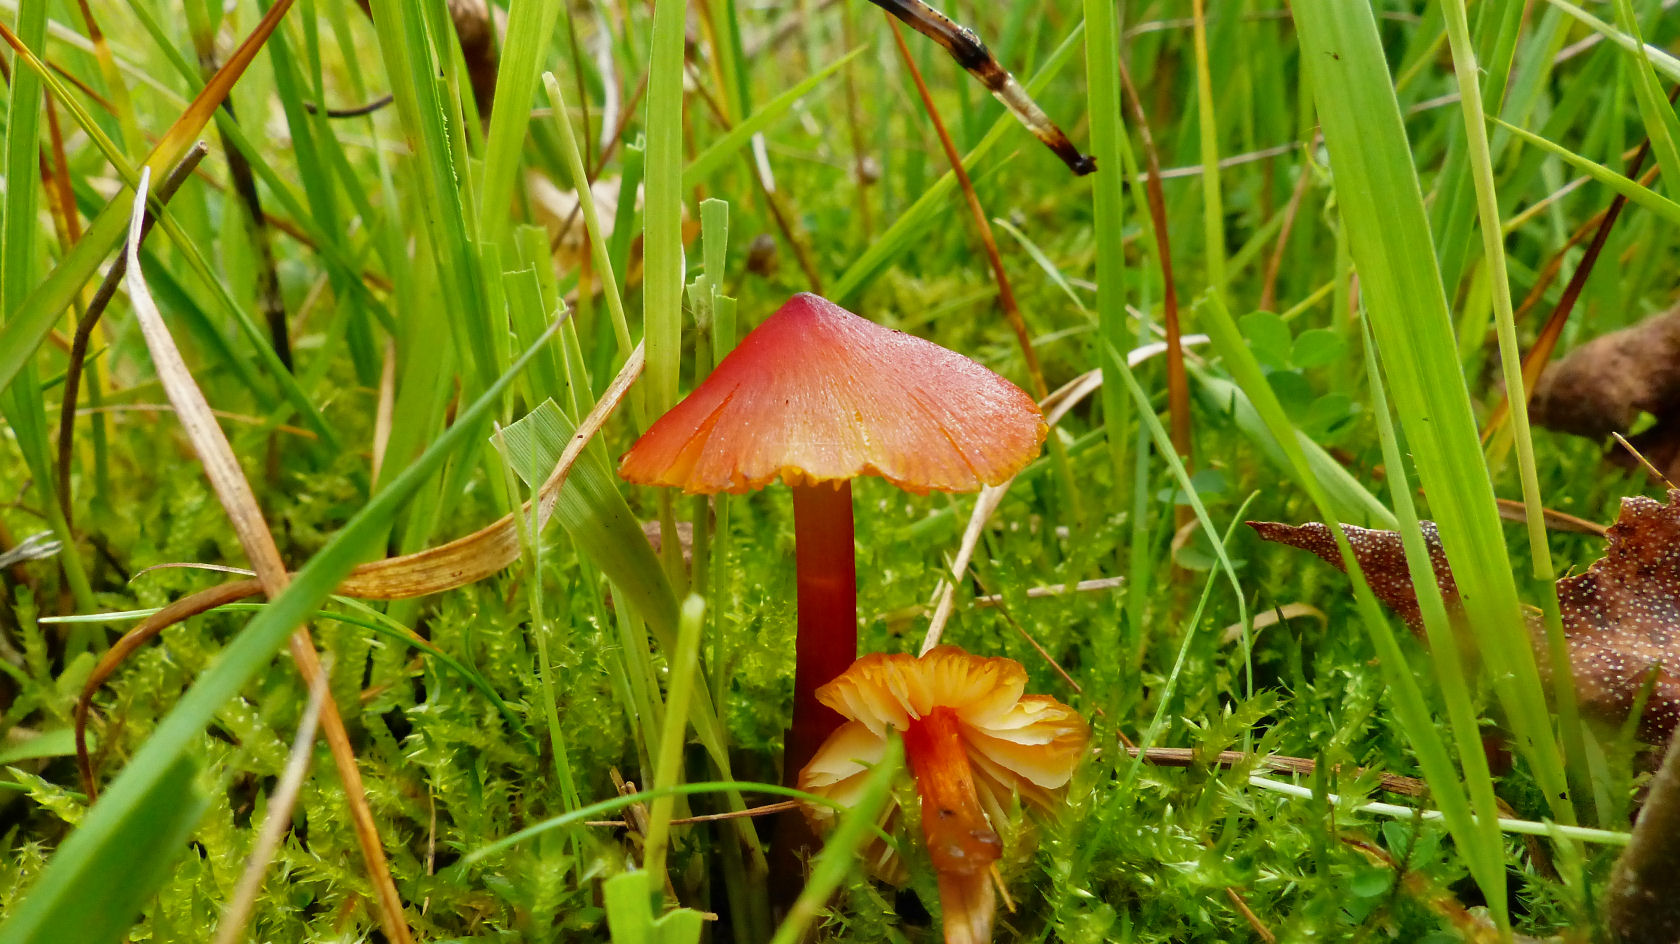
[799,646,1088,838]
[618,293,1047,495]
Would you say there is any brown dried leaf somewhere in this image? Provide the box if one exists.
[1530,307,1680,479]
[1530,307,1680,440]
[1246,520,1457,635]
[1253,492,1680,744]
[1551,489,1680,743]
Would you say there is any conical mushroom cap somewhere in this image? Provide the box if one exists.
[618,293,1047,495]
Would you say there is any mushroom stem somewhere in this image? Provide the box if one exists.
[906,706,1000,944]
[903,707,1001,875]
[787,479,858,783]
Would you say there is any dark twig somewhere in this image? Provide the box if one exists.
[302,93,396,118]
[190,37,291,371]
[57,143,210,529]
[867,0,1095,175]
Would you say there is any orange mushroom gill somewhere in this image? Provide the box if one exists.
[799,647,1088,944]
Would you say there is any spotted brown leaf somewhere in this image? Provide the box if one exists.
[1252,493,1680,744]
[1550,489,1680,743]
[1247,519,1456,636]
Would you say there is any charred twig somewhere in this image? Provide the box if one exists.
[868,0,1095,176]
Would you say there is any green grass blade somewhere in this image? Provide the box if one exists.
[1082,0,1125,486]
[1292,0,1572,849]
[0,756,204,944]
[767,739,903,944]
[1442,0,1590,800]
[1495,117,1680,226]
[477,0,565,245]
[0,324,559,943]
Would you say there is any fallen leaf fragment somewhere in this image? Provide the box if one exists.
[1551,490,1680,743]
[1530,307,1680,480]
[1246,520,1456,635]
[1251,491,1680,744]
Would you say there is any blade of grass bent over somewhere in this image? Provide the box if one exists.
[116,169,414,944]
[0,245,557,944]
[1495,117,1680,227]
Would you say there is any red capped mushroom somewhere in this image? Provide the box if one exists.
[619,293,1046,780]
[799,646,1089,944]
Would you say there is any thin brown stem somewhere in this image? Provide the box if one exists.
[188,37,291,370]
[887,17,1047,399]
[1260,139,1315,313]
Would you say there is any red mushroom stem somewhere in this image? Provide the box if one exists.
[786,479,858,784]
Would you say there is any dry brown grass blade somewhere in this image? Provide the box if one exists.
[119,170,414,944]
[77,346,649,786]
[919,338,1210,653]
[886,16,1047,400]
[1116,53,1191,476]
[372,338,398,483]
[1218,602,1327,645]
[1340,837,1515,943]
[210,655,331,944]
[1261,139,1316,313]
[1493,497,1607,537]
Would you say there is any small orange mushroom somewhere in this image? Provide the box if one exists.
[619,294,1046,782]
[799,646,1089,944]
